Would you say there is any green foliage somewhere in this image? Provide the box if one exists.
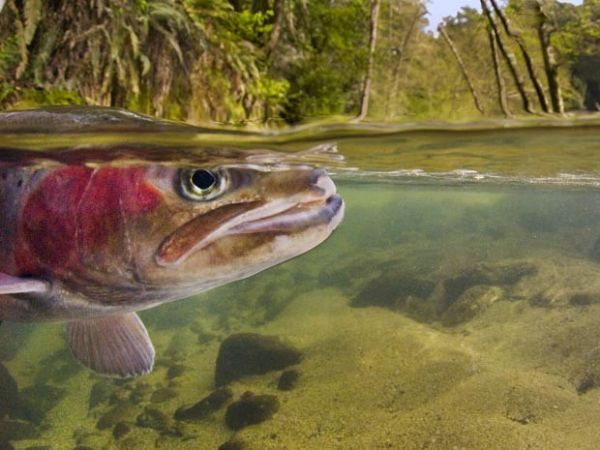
[0,35,19,76]
[0,0,599,123]
[280,0,369,123]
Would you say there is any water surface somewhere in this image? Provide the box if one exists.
[2,112,600,449]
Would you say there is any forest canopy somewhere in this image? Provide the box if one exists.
[0,0,599,125]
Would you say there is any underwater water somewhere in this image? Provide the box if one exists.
[3,110,600,449]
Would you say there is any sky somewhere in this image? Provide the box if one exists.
[426,0,583,32]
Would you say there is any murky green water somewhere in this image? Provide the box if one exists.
[3,110,600,449]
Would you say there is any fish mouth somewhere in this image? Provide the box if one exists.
[156,193,344,267]
[229,194,344,235]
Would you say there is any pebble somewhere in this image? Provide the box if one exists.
[174,387,233,421]
[277,369,300,391]
[218,438,246,450]
[112,421,131,440]
[225,392,280,430]
[96,402,137,430]
[215,333,302,387]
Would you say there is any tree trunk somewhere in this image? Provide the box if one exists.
[489,0,550,113]
[386,4,425,119]
[438,24,485,115]
[487,24,511,118]
[480,0,533,114]
[264,0,284,57]
[353,0,380,122]
[534,0,564,114]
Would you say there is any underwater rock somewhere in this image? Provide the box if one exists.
[569,292,600,306]
[590,237,600,262]
[96,402,137,430]
[441,286,503,326]
[23,447,50,450]
[215,333,303,387]
[0,324,30,362]
[442,261,536,307]
[167,364,186,380]
[89,381,116,410]
[350,272,435,311]
[136,407,171,432]
[174,387,233,421]
[189,322,219,346]
[18,384,65,425]
[0,418,38,440]
[225,392,280,430]
[277,368,300,391]
[150,387,177,403]
[112,422,131,440]
[127,382,153,405]
[0,364,20,418]
[577,347,600,394]
[218,438,246,450]
[0,442,13,450]
[33,348,82,385]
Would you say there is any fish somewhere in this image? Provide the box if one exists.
[0,158,344,377]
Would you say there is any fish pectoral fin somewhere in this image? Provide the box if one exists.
[66,313,155,378]
[0,273,49,294]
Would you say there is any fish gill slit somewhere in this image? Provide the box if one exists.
[76,168,97,259]
[118,189,143,288]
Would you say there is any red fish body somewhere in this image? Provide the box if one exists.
[0,160,344,377]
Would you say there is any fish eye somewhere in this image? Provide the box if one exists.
[179,168,226,201]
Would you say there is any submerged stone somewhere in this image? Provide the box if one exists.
[277,369,300,391]
[128,382,152,405]
[18,384,65,424]
[112,421,131,440]
[350,272,435,310]
[218,438,246,450]
[577,347,600,394]
[590,237,600,262]
[0,418,38,440]
[167,364,186,380]
[89,381,115,410]
[150,387,177,403]
[174,387,233,421]
[96,402,137,430]
[569,292,600,306]
[215,333,302,387]
[0,364,20,418]
[441,286,503,326]
[136,407,170,432]
[225,392,280,430]
[442,261,536,308]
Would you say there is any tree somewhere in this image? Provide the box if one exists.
[481,0,534,113]
[534,0,565,114]
[438,24,485,114]
[353,0,380,122]
[487,22,512,117]
[489,0,550,112]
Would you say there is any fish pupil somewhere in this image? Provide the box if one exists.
[191,169,216,190]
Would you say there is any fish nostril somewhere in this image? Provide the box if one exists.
[312,172,336,198]
[308,168,328,184]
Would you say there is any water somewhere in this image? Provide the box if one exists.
[2,110,600,449]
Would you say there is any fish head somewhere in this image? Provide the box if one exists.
[16,160,344,303]
[135,163,344,296]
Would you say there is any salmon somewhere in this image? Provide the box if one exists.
[0,157,344,377]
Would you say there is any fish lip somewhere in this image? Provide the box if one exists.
[228,194,344,235]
